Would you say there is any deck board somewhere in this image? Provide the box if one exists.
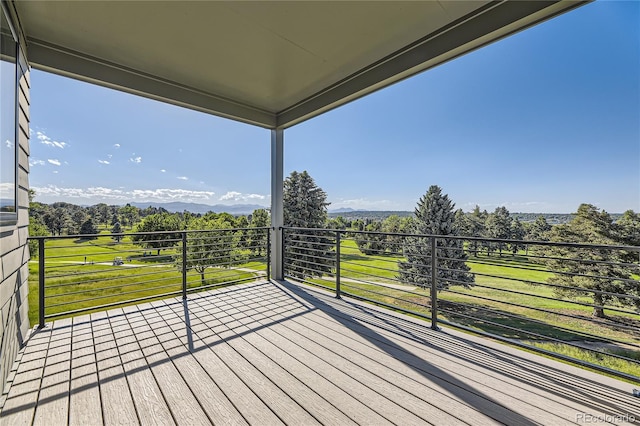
[68,315,103,426]
[32,317,71,426]
[2,280,639,425]
[92,310,139,426]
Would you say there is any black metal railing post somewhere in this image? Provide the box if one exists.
[38,238,45,329]
[266,228,271,280]
[181,231,187,299]
[430,236,439,330]
[335,230,341,299]
[280,227,285,278]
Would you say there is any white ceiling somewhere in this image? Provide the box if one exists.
[14,1,586,128]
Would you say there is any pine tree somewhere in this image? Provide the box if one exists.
[79,218,99,240]
[485,206,512,256]
[111,222,123,242]
[283,171,332,279]
[398,185,474,289]
[544,204,638,318]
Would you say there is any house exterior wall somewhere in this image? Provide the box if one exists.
[0,0,30,396]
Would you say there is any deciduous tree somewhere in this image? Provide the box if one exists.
[132,213,182,255]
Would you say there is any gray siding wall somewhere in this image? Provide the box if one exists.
[0,1,30,396]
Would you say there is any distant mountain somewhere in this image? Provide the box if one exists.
[129,202,267,215]
[329,207,358,213]
[328,210,413,220]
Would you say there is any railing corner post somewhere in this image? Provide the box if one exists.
[431,236,439,331]
[336,230,341,299]
[38,238,45,329]
[280,227,285,279]
[266,228,271,280]
[181,231,187,299]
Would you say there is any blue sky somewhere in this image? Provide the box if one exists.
[30,1,639,213]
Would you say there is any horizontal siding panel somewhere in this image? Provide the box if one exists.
[17,149,28,179]
[18,86,29,115]
[0,230,20,256]
[18,75,29,106]
[17,166,28,190]
[21,63,29,89]
[21,244,29,265]
[1,249,24,280]
[0,272,17,309]
[18,127,29,158]
[18,107,29,141]
[17,296,30,332]
[17,188,29,212]
[17,209,29,228]
[18,227,28,246]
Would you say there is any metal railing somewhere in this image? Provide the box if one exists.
[30,227,270,325]
[282,226,640,382]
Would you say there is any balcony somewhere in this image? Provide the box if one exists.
[1,228,639,424]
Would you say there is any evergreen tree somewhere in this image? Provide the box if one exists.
[526,215,552,241]
[467,206,487,255]
[283,170,332,279]
[508,217,526,254]
[111,222,123,242]
[485,206,512,256]
[355,221,387,255]
[398,185,474,289]
[543,204,638,318]
[616,210,640,247]
[79,218,99,239]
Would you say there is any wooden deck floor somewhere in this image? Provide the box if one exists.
[1,280,638,425]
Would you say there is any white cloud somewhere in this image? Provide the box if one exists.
[47,159,61,166]
[107,154,113,159]
[5,139,12,149]
[31,185,217,203]
[0,182,14,198]
[160,169,166,173]
[114,143,121,148]
[52,171,58,174]
[37,131,68,149]
[220,191,266,202]
[98,160,110,165]
[29,159,45,166]
[130,188,215,202]
[129,156,142,164]
[177,176,188,181]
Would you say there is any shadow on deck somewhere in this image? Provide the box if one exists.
[1,280,638,425]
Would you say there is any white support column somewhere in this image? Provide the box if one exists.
[270,129,284,280]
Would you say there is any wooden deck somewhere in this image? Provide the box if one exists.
[1,280,638,425]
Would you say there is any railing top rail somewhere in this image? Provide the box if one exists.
[280,226,640,252]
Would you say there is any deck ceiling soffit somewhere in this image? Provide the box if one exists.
[14,1,586,129]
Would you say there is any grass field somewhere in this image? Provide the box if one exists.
[28,234,265,324]
[297,237,640,380]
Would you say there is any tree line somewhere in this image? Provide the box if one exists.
[28,175,639,318]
